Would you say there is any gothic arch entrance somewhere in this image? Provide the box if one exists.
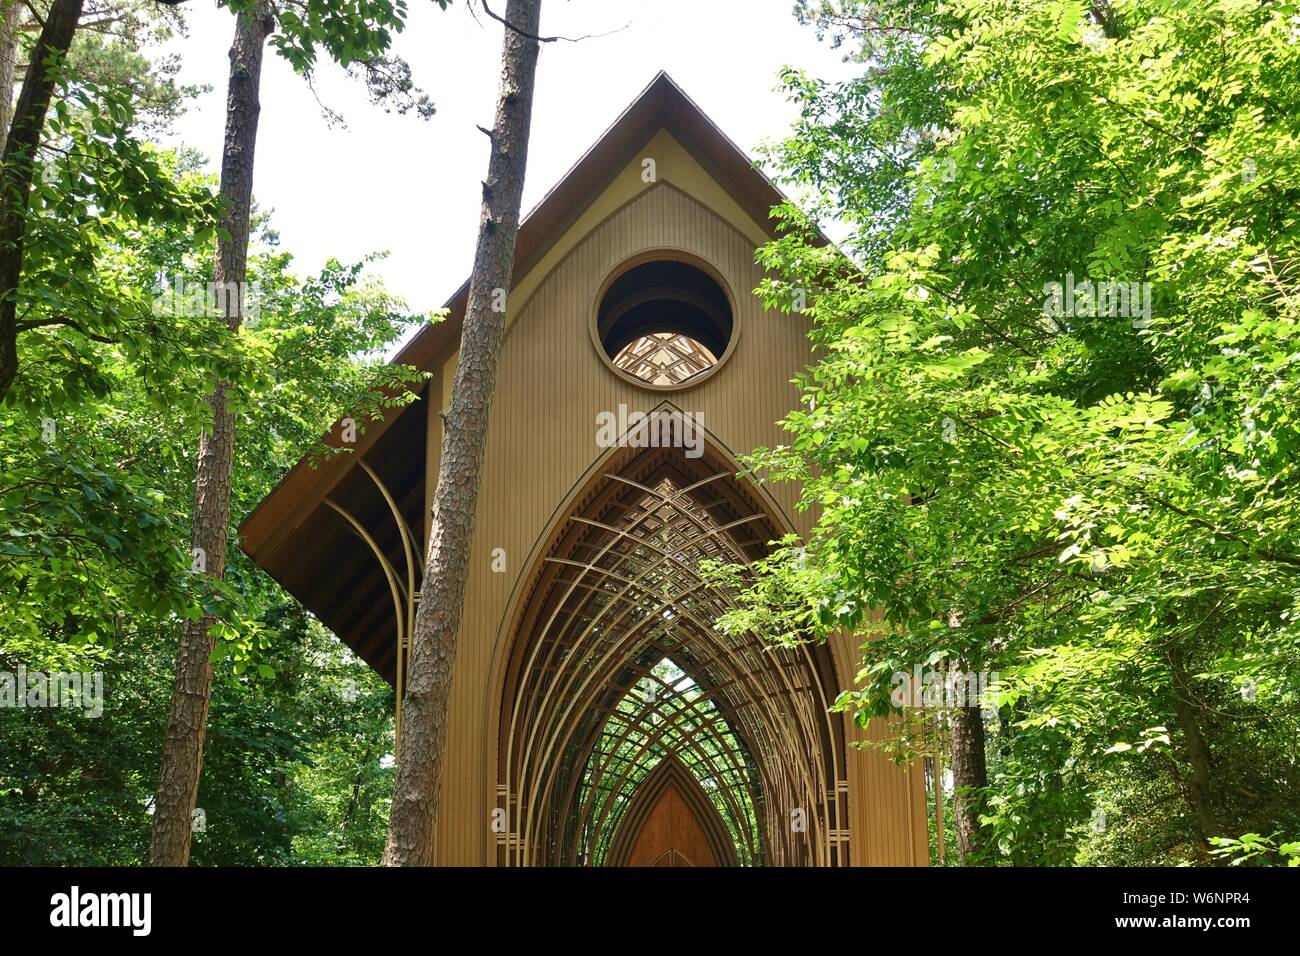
[606,757,738,867]
[242,73,928,867]
[496,434,850,866]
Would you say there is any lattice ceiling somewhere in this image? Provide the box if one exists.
[498,448,849,866]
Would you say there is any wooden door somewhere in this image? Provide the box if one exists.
[606,758,739,867]
[625,778,718,867]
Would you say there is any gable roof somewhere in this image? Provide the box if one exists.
[239,72,800,563]
[236,73,813,678]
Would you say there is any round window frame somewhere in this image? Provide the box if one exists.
[589,249,740,393]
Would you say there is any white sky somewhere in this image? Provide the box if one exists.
[160,1,856,317]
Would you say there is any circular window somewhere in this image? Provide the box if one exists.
[594,258,735,389]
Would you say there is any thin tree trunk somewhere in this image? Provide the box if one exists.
[382,0,542,867]
[340,744,374,836]
[148,2,274,867]
[0,0,82,404]
[0,0,24,151]
[949,701,988,862]
[1168,644,1220,849]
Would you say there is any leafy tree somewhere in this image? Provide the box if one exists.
[1,197,425,863]
[718,0,1300,865]
[1,0,90,402]
[149,0,445,865]
[0,1,228,411]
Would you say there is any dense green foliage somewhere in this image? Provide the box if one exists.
[0,205,422,862]
[717,0,1300,865]
[0,1,430,865]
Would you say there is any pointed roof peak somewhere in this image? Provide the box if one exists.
[375,69,801,373]
[518,68,771,234]
[239,71,812,560]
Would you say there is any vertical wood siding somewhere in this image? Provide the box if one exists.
[433,179,925,865]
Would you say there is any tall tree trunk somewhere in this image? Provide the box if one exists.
[949,701,988,862]
[382,0,542,867]
[0,0,24,151]
[0,0,82,404]
[148,2,274,867]
[340,744,374,836]
[1168,644,1220,850]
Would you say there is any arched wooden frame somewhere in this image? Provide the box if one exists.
[495,430,849,867]
[323,459,422,755]
[605,756,740,867]
[588,249,741,393]
[600,286,729,356]
[571,651,764,866]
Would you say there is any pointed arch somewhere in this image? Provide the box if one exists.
[491,409,850,866]
[573,654,762,866]
[605,756,740,867]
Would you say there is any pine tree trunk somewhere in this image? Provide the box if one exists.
[0,0,24,151]
[949,701,988,862]
[381,0,543,867]
[147,3,274,867]
[0,0,82,403]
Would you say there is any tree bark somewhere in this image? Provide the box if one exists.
[0,0,24,152]
[0,0,81,404]
[1168,644,1220,850]
[147,2,274,867]
[340,744,374,836]
[949,701,988,862]
[381,0,542,867]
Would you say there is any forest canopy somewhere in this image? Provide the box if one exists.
[715,0,1300,866]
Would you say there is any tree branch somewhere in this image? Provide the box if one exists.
[480,0,627,43]
[14,314,117,343]
[1142,492,1300,568]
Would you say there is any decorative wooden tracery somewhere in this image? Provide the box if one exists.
[497,444,850,866]
[611,332,718,386]
[323,460,422,755]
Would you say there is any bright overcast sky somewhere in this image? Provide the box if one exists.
[159,1,856,317]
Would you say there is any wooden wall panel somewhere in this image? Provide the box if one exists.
[830,632,929,866]
[431,176,925,865]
